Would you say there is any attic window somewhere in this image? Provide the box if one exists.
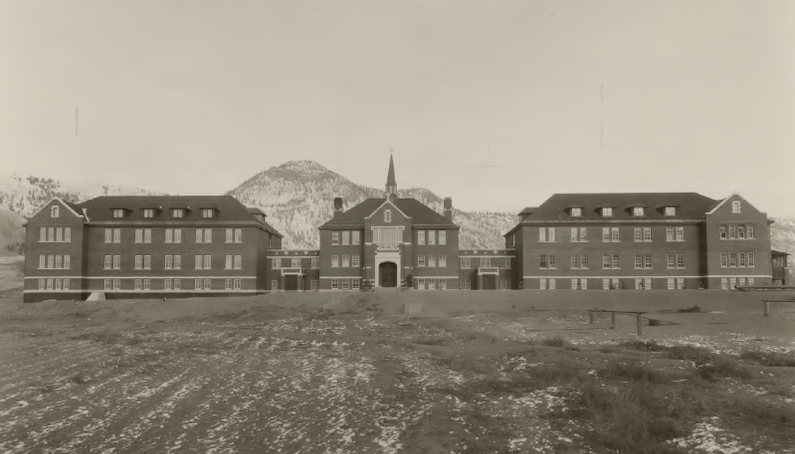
[142,208,155,218]
[384,209,392,223]
[201,208,215,218]
[571,207,582,217]
[112,209,125,218]
[664,206,676,216]
[51,206,59,218]
[171,209,184,218]
[601,207,613,217]
[632,207,645,217]
[732,201,741,213]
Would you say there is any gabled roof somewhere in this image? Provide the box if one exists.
[514,193,720,222]
[78,195,282,236]
[321,197,458,228]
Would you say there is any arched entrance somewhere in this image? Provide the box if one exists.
[379,262,398,288]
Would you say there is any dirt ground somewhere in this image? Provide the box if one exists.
[1,289,794,453]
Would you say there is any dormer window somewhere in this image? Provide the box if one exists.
[601,207,613,217]
[201,208,215,218]
[571,207,582,217]
[51,206,59,218]
[142,208,155,218]
[732,201,741,213]
[632,207,645,217]
[171,209,184,218]
[112,209,125,218]
[664,206,676,216]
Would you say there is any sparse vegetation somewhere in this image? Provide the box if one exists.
[677,305,702,313]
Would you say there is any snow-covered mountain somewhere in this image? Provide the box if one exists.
[227,160,518,249]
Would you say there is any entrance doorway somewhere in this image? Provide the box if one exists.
[379,262,398,287]
[481,275,496,290]
[285,275,299,291]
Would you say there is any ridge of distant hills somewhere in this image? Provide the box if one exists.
[0,162,793,274]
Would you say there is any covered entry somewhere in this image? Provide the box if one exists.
[477,266,499,290]
[280,268,305,291]
[379,262,398,287]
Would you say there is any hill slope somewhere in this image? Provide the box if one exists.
[226,160,518,249]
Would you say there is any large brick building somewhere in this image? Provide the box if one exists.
[505,192,774,291]
[24,157,782,301]
[24,196,282,302]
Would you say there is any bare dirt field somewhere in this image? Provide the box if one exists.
[1,289,794,454]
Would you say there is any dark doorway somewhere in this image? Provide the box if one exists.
[285,275,299,291]
[379,262,398,288]
[481,275,496,290]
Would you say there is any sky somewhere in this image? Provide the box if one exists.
[1,0,793,216]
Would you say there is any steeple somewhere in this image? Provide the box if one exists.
[385,154,397,198]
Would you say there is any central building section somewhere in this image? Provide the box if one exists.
[317,155,460,290]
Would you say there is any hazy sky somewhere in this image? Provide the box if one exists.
[2,0,793,215]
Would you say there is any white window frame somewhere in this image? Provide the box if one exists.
[418,254,426,267]
[342,231,350,245]
[439,230,446,245]
[331,255,339,267]
[601,207,613,217]
[461,257,471,269]
[732,201,741,213]
[352,255,360,267]
[234,255,242,269]
[571,207,582,217]
[332,231,339,245]
[664,206,676,216]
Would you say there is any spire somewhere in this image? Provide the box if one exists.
[385,153,397,197]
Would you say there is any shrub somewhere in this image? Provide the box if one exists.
[677,305,701,313]
[541,336,568,348]
[740,350,795,368]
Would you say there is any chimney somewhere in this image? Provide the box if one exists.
[333,197,343,218]
[443,197,453,221]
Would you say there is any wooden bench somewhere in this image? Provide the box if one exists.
[588,310,646,335]
[762,299,795,316]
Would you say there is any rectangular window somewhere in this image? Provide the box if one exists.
[428,278,436,290]
[195,279,203,290]
[104,279,112,290]
[113,228,121,243]
[417,278,425,290]
[143,255,151,270]
[56,227,63,242]
[602,207,613,217]
[142,228,151,243]
[720,252,728,268]
[481,257,492,267]
[332,231,339,245]
[571,278,579,290]
[540,278,547,290]
[720,225,727,239]
[675,227,684,242]
[634,254,643,269]
[602,227,610,242]
[729,252,737,267]
[234,279,241,290]
[579,228,587,242]
[165,228,173,243]
[352,279,360,290]
[113,209,124,218]
[104,255,112,270]
[135,228,143,243]
[134,255,142,269]
[342,231,350,245]
[748,252,755,267]
[738,226,745,239]
[204,278,211,290]
[272,258,280,269]
[732,201,741,213]
[291,258,301,268]
[644,227,652,242]
[665,206,676,216]
[668,278,675,290]
[174,255,181,269]
[113,255,121,270]
[235,228,242,243]
[331,279,338,290]
[644,277,652,290]
[729,224,736,239]
[39,227,46,242]
[603,278,610,290]
[225,255,233,269]
[63,278,70,290]
[38,255,45,269]
[549,278,556,290]
[342,255,350,267]
[571,207,582,217]
[438,254,447,267]
[47,254,54,269]
[196,255,203,269]
[225,279,233,290]
[418,254,426,267]
[738,252,746,268]
[427,230,435,245]
[204,255,211,269]
[721,278,728,290]
[331,255,339,267]
[746,224,754,239]
[47,227,54,242]
[342,279,349,290]
[739,277,746,286]
[201,209,214,218]
[501,257,509,269]
[730,277,737,289]
[580,278,588,290]
[417,230,425,245]
[174,278,181,290]
[612,278,619,289]
[428,254,436,267]
[311,257,319,269]
[666,227,674,242]
[310,280,317,290]
[234,255,242,269]
[581,255,588,269]
[352,231,360,245]
[633,207,645,216]
[54,254,62,269]
[196,229,203,243]
[539,228,546,242]
[572,254,581,269]
[644,253,652,269]
[104,228,112,243]
[676,253,685,269]
[602,254,610,269]
[611,227,619,242]
[113,279,120,290]
[667,254,676,269]
[611,254,620,269]
[64,227,71,242]
[172,209,184,218]
[461,257,471,269]
[226,228,233,243]
[165,255,173,269]
[439,231,446,245]
[748,277,755,286]
[352,255,360,267]
[134,279,142,290]
[634,227,642,242]
[174,229,182,243]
